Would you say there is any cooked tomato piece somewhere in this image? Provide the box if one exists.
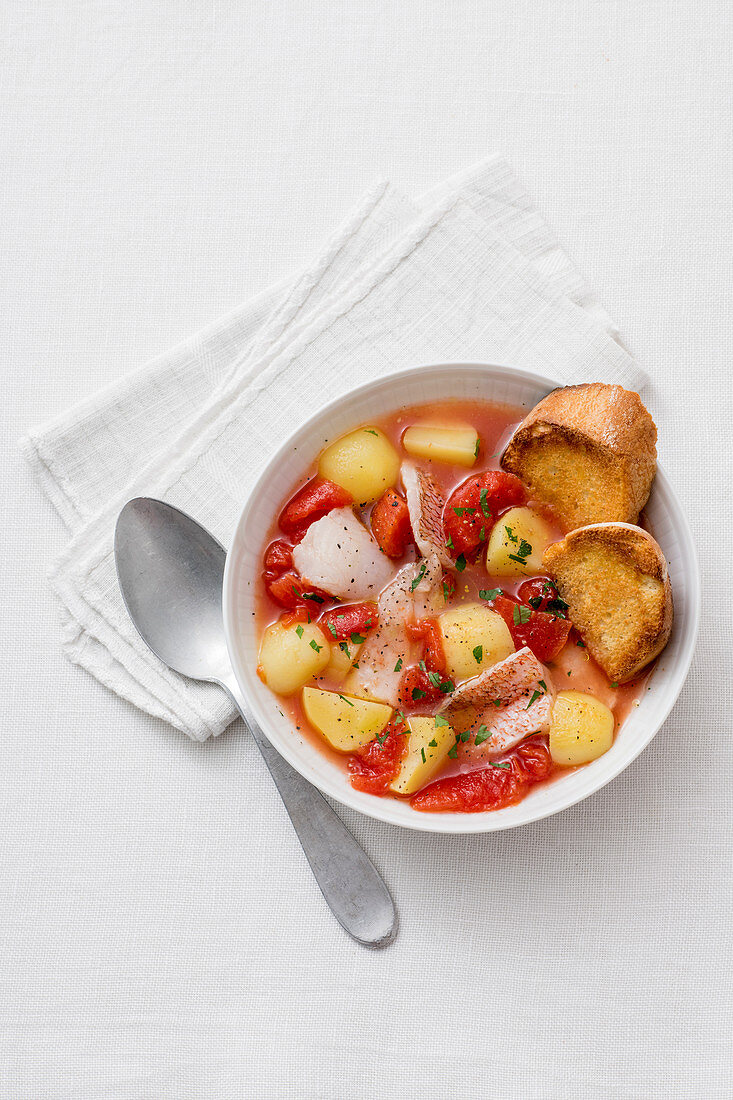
[348,717,409,794]
[443,471,527,558]
[370,489,413,558]
[319,602,379,641]
[266,571,328,612]
[517,576,569,616]
[263,538,294,578]
[410,736,552,812]
[492,592,572,663]
[398,620,450,710]
[278,476,353,541]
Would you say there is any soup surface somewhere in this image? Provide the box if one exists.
[254,399,649,813]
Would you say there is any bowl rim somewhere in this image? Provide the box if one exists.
[222,361,701,834]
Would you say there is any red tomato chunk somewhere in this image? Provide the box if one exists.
[319,602,379,640]
[398,620,451,711]
[410,736,552,812]
[348,718,409,794]
[266,572,328,612]
[278,476,353,541]
[443,471,527,558]
[370,488,413,558]
[491,592,572,663]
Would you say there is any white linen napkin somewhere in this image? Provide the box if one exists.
[22,156,646,741]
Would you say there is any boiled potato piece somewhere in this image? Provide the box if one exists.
[402,423,478,468]
[390,715,455,795]
[485,506,552,578]
[549,690,615,766]
[258,620,330,696]
[325,639,363,683]
[318,426,400,506]
[302,687,393,752]
[437,603,514,683]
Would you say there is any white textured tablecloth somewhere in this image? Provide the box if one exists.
[2,2,732,1098]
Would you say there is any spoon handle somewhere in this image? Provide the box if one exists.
[222,677,397,949]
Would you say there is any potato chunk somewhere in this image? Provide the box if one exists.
[325,640,363,683]
[318,426,400,506]
[258,620,330,696]
[484,506,552,578]
[301,687,393,752]
[390,715,455,795]
[402,424,479,468]
[549,690,614,766]
[437,603,514,683]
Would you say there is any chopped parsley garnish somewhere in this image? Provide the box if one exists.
[508,539,533,566]
[394,657,403,672]
[474,724,490,745]
[295,625,304,638]
[611,682,619,688]
[418,660,427,672]
[539,679,547,692]
[301,592,324,603]
[338,641,351,657]
[453,506,476,516]
[480,525,486,540]
[428,738,438,748]
[492,698,502,707]
[445,535,454,551]
[576,638,586,648]
[460,730,471,742]
[528,596,543,610]
[438,679,454,694]
[505,525,518,544]
[309,639,322,652]
[364,429,379,436]
[338,694,354,707]
[526,689,543,709]
[513,604,532,625]
[455,553,467,572]
[479,488,491,518]
[325,622,338,638]
[434,715,450,727]
[374,730,389,748]
[442,580,451,603]
[479,587,502,601]
[427,670,442,688]
[489,761,511,770]
[447,742,459,759]
[350,632,366,645]
[411,687,427,701]
[410,561,427,592]
[474,438,480,458]
[420,747,426,763]
[473,644,483,663]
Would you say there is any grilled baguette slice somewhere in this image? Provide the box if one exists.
[500,383,657,530]
[543,523,673,683]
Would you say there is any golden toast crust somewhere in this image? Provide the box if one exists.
[500,383,657,529]
[543,523,673,683]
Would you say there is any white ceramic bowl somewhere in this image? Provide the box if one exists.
[223,363,700,834]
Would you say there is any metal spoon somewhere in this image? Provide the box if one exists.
[114,497,397,948]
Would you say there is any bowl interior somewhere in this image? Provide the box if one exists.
[223,363,699,833]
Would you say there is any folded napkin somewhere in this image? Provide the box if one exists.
[22,156,646,741]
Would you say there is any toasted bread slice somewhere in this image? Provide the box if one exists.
[543,523,672,683]
[500,383,657,530]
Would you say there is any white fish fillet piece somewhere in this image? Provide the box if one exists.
[440,647,554,762]
[347,554,443,705]
[292,507,394,601]
[402,462,453,568]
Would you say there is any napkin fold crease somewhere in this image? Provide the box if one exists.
[22,155,646,741]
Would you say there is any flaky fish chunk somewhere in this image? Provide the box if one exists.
[441,647,554,762]
[345,554,443,705]
[401,462,453,568]
[292,507,394,602]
